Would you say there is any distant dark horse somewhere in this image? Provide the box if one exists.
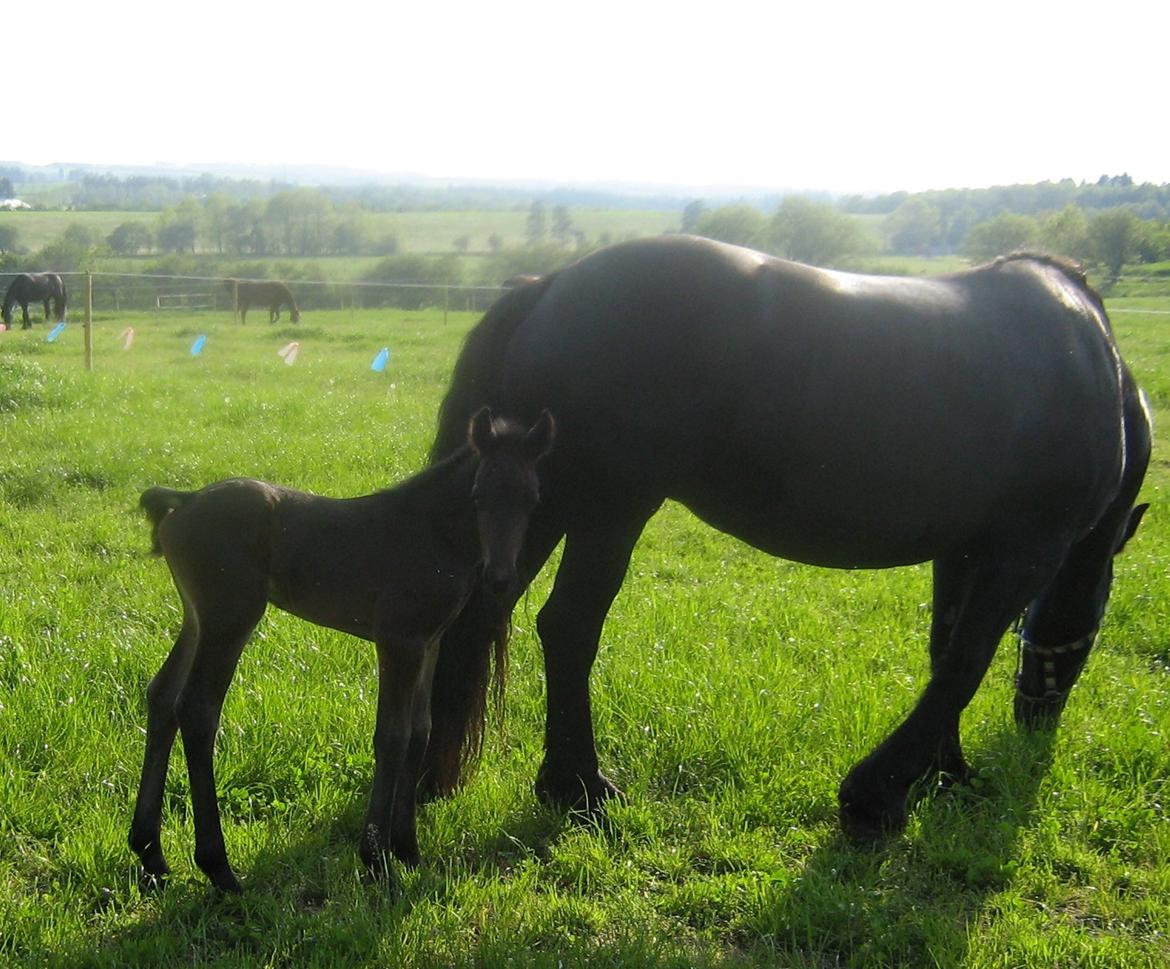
[423,235,1151,842]
[228,278,301,323]
[129,409,554,892]
[2,273,67,329]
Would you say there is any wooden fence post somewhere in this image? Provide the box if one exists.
[84,271,93,372]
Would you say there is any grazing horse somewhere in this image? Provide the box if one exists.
[129,409,555,892]
[229,278,301,323]
[422,235,1151,842]
[2,273,67,329]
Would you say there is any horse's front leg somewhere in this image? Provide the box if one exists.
[21,303,32,329]
[534,510,652,811]
[361,633,430,877]
[837,551,1061,842]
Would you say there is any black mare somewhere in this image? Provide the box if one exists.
[2,272,67,329]
[423,235,1151,841]
[229,278,302,323]
[129,409,554,892]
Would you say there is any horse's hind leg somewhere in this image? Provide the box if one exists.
[1016,505,1147,726]
[129,605,199,886]
[175,584,267,892]
[838,549,1062,841]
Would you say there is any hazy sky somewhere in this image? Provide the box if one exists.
[10,1,1167,194]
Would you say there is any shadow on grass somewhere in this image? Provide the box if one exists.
[43,726,1061,968]
[738,722,1059,966]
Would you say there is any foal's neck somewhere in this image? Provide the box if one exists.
[383,446,481,555]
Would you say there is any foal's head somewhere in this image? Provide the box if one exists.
[468,407,555,596]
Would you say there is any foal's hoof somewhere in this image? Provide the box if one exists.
[534,766,624,815]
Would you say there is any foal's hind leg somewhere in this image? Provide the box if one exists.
[838,550,1062,841]
[360,635,436,875]
[175,585,267,892]
[129,606,199,886]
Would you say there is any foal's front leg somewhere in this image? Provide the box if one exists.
[360,634,433,876]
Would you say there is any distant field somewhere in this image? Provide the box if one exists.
[0,207,681,257]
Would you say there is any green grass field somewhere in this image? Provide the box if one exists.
[1,301,1167,967]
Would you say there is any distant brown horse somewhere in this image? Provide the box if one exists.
[129,408,555,892]
[228,278,301,323]
[2,273,67,329]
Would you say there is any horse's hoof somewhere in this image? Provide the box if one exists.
[534,766,624,814]
[209,869,244,894]
[1014,692,1065,730]
[837,773,907,844]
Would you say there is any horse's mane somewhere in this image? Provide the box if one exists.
[991,251,1108,321]
[430,273,556,461]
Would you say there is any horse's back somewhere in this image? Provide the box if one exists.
[481,237,1126,565]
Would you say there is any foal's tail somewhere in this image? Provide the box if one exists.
[140,487,192,555]
[423,276,554,796]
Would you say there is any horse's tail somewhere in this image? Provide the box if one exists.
[282,283,301,322]
[1,278,15,324]
[140,487,192,555]
[423,274,554,796]
[53,275,67,321]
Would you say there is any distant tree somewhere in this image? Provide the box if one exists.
[484,244,577,285]
[157,220,196,254]
[360,253,461,309]
[1038,205,1090,262]
[681,200,706,234]
[63,223,101,249]
[770,196,873,266]
[332,210,370,255]
[526,202,547,246]
[551,205,573,246]
[694,204,768,249]
[107,221,154,255]
[0,224,21,253]
[35,236,94,272]
[884,199,944,254]
[453,234,471,254]
[963,213,1040,262]
[157,199,201,254]
[487,233,504,253]
[1134,220,1170,264]
[0,176,13,198]
[201,193,232,254]
[1088,207,1142,279]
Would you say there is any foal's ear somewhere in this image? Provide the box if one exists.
[524,409,556,460]
[468,407,496,455]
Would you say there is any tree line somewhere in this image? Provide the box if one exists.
[2,170,1168,286]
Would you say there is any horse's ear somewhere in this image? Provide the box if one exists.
[468,407,496,455]
[525,410,556,460]
[1115,502,1149,555]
